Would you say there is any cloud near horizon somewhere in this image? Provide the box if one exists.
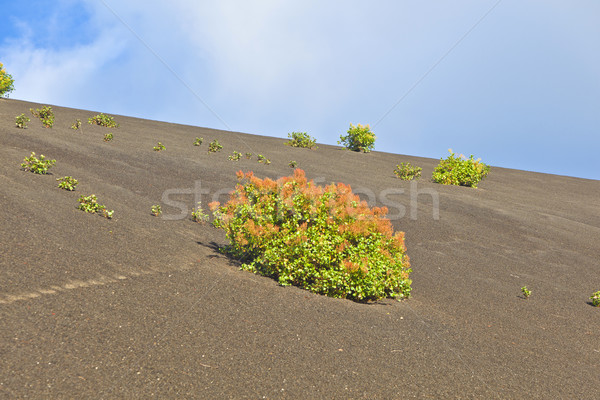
[1,0,599,179]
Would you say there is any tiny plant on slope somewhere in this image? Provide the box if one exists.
[288,160,298,168]
[394,162,422,181]
[88,113,119,128]
[256,154,271,164]
[71,119,82,130]
[210,169,412,302]
[104,133,114,142]
[193,137,203,146]
[153,142,166,151]
[208,139,223,153]
[191,202,209,223]
[0,62,15,98]
[56,176,79,191]
[78,194,113,219]
[521,286,531,299]
[151,204,162,216]
[286,131,318,149]
[245,152,252,159]
[21,152,56,174]
[339,123,376,153]
[590,291,600,307]
[228,151,242,161]
[432,149,490,188]
[30,106,55,128]
[15,113,30,129]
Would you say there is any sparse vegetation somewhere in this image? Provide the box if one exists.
[88,113,119,128]
[153,142,166,151]
[288,160,298,168]
[229,151,242,161]
[286,131,318,149]
[339,123,376,153]
[257,154,271,165]
[394,162,422,181]
[30,106,55,128]
[208,139,223,153]
[590,291,600,307]
[191,202,209,223]
[103,133,114,142]
[56,176,79,191]
[78,194,113,219]
[20,152,56,174]
[245,152,252,159]
[193,137,203,146]
[521,286,531,299]
[0,62,15,98]
[210,169,412,302]
[432,149,490,188]
[151,204,162,216]
[71,119,82,130]
[15,113,30,129]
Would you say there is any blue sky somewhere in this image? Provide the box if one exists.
[2,0,599,180]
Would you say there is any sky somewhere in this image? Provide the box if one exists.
[1,0,599,180]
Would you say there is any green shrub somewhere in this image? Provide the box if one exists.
[286,131,318,149]
[56,176,78,191]
[30,106,54,128]
[257,154,271,165]
[208,139,223,153]
[78,194,113,219]
[288,160,298,168]
[15,113,30,129]
[88,113,119,128]
[191,202,209,223]
[71,119,82,130]
[193,137,203,146]
[151,204,162,216]
[338,123,376,153]
[228,151,242,161]
[0,62,15,98]
[21,152,56,174]
[521,286,531,299]
[210,169,412,302]
[103,133,114,142]
[394,162,422,180]
[590,291,600,307]
[153,142,166,151]
[432,149,490,188]
[245,152,252,159]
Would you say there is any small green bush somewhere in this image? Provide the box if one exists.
[151,204,162,216]
[257,154,271,165]
[193,137,203,146]
[103,133,114,142]
[590,291,600,307]
[228,151,242,161]
[521,286,531,299]
[30,106,54,128]
[394,162,422,181]
[245,152,252,159]
[191,202,209,223]
[432,149,490,188]
[56,176,78,191]
[286,132,318,149]
[210,169,412,302]
[288,160,298,168]
[15,113,30,129]
[78,194,113,219]
[88,113,119,128]
[21,152,56,174]
[0,62,15,98]
[153,142,166,151]
[339,123,376,153]
[208,139,223,153]
[71,119,82,130]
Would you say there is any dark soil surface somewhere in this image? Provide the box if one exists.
[1,98,599,399]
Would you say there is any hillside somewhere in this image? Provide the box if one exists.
[1,98,599,398]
